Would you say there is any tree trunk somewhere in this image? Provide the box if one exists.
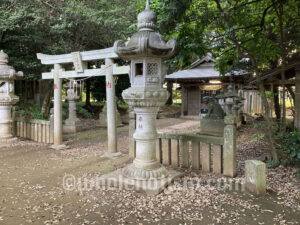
[85,79,91,107]
[274,86,281,120]
[41,81,53,119]
[258,81,279,162]
[286,85,295,104]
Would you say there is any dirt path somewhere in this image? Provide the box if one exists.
[0,118,299,225]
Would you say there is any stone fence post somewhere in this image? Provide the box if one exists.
[50,108,54,143]
[223,114,237,177]
[128,108,136,158]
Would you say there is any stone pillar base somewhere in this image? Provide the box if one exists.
[0,137,18,147]
[63,119,82,134]
[50,144,69,150]
[99,166,183,195]
[102,152,122,158]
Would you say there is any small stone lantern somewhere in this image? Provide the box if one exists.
[107,0,179,194]
[224,85,238,115]
[63,81,82,133]
[0,50,23,139]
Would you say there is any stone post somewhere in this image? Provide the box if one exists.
[295,68,300,130]
[103,58,120,157]
[128,108,136,158]
[223,114,237,177]
[0,50,23,139]
[245,160,266,196]
[50,108,54,143]
[51,64,66,150]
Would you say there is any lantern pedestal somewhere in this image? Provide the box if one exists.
[99,87,183,194]
[0,104,13,139]
[99,167,182,195]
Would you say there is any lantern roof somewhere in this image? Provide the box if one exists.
[0,50,8,65]
[0,50,23,80]
[114,0,177,60]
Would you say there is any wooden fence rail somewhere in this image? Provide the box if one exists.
[14,118,54,144]
[156,132,227,175]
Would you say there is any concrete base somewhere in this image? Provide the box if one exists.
[99,167,183,195]
[50,144,69,150]
[63,119,82,134]
[101,152,122,158]
[199,118,224,136]
[0,137,18,147]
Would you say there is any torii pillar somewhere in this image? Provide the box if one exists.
[103,58,121,157]
[51,64,66,150]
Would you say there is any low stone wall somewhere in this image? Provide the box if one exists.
[14,118,53,144]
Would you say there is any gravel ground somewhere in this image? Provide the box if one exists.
[0,118,299,225]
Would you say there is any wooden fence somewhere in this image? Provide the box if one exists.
[14,118,53,144]
[157,132,224,173]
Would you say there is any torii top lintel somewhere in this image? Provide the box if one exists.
[37,47,118,65]
[37,47,129,79]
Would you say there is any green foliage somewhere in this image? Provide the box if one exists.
[77,107,92,119]
[16,102,44,120]
[267,161,281,168]
[117,101,129,110]
[251,123,266,142]
[281,129,300,164]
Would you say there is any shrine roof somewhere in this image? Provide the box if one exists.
[166,55,248,81]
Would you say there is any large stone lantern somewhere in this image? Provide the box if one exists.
[0,50,23,139]
[101,0,180,194]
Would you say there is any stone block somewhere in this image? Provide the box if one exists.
[199,118,224,137]
[63,119,82,134]
[245,160,266,196]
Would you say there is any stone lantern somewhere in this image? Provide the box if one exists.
[0,50,23,139]
[224,85,238,115]
[63,83,82,133]
[101,0,180,194]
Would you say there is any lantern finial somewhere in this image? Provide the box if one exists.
[146,0,150,10]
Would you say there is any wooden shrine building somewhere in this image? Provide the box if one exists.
[166,54,248,117]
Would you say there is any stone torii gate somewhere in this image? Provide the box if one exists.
[37,47,129,154]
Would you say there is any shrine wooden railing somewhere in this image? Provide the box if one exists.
[14,118,54,144]
[156,128,236,177]
[157,132,225,174]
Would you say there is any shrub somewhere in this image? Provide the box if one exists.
[281,129,300,164]
[77,107,92,118]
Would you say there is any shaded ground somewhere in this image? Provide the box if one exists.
[0,118,299,225]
